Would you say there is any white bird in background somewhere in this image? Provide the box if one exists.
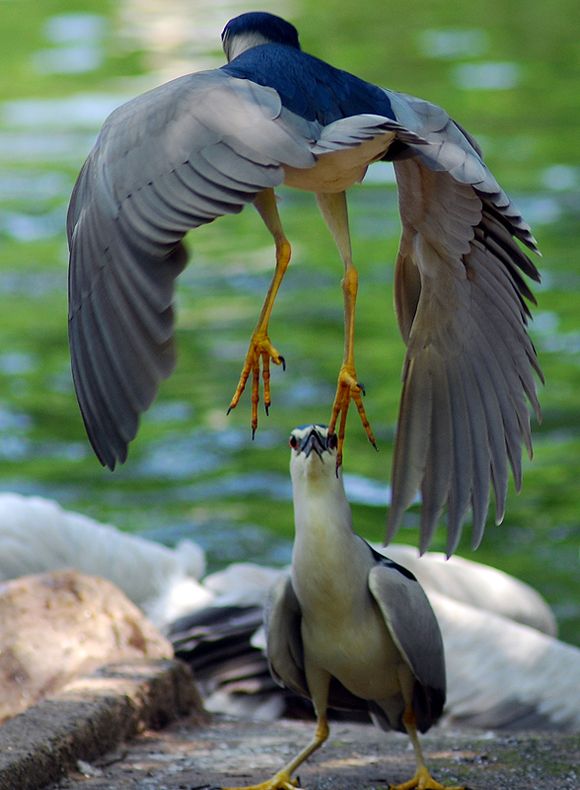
[0,492,578,732]
[0,493,209,616]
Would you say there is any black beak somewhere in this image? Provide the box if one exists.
[298,427,330,460]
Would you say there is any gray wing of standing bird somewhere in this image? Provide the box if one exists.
[220,424,459,790]
[67,11,542,553]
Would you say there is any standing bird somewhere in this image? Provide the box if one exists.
[67,12,541,552]
[222,424,457,790]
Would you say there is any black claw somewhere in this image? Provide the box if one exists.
[280,355,286,371]
[251,426,256,440]
[357,381,366,396]
[226,406,232,416]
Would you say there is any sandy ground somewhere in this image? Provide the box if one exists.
[55,715,580,790]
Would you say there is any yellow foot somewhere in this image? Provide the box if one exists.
[389,765,465,790]
[222,768,301,790]
[328,363,377,467]
[227,331,285,437]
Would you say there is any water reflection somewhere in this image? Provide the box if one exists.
[32,13,107,75]
[32,47,102,76]
[2,95,131,129]
[0,130,96,164]
[0,270,64,298]
[117,0,292,79]
[0,407,31,461]
[418,28,488,60]
[141,518,293,570]
[0,170,68,201]
[168,466,392,509]
[0,352,36,376]
[2,206,65,242]
[516,194,562,226]
[138,435,228,479]
[542,165,580,191]
[452,61,521,90]
[44,13,107,44]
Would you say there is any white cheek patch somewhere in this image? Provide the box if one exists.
[226,32,271,61]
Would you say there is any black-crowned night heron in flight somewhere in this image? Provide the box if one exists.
[221,424,456,790]
[67,11,542,553]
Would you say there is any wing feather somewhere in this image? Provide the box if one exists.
[384,90,541,552]
[458,360,491,548]
[68,70,317,468]
[368,559,445,732]
[444,362,473,555]
[419,356,453,553]
[264,575,307,699]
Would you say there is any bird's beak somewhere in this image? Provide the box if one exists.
[298,428,329,461]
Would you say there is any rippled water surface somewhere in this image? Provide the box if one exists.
[0,0,578,643]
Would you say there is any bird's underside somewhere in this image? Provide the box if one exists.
[67,15,542,555]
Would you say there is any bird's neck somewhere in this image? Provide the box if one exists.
[290,474,371,617]
[225,33,270,61]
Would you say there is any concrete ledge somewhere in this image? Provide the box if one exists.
[0,659,201,790]
[1,661,578,790]
[56,715,580,790]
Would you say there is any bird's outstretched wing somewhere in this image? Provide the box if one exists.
[67,71,316,469]
[384,90,542,555]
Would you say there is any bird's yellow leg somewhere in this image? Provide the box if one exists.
[222,717,329,790]
[317,192,377,466]
[389,709,464,790]
[227,189,290,436]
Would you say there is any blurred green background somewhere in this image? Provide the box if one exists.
[0,0,578,643]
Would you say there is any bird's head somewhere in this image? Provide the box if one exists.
[222,12,301,62]
[289,424,340,485]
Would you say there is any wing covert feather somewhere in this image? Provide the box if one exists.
[368,559,445,731]
[264,576,308,698]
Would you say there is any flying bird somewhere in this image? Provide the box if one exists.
[67,12,542,552]
[221,424,459,790]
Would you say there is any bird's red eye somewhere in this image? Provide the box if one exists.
[289,435,298,449]
[328,433,338,450]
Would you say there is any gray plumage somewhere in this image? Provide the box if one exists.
[68,12,541,554]
[267,546,445,734]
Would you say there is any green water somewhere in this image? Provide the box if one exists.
[0,0,578,643]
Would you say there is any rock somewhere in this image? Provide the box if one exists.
[0,570,172,722]
[0,659,203,790]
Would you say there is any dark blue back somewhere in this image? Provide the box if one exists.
[222,44,394,126]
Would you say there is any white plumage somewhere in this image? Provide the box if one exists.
[0,493,209,615]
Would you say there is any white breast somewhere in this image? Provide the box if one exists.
[301,598,403,701]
